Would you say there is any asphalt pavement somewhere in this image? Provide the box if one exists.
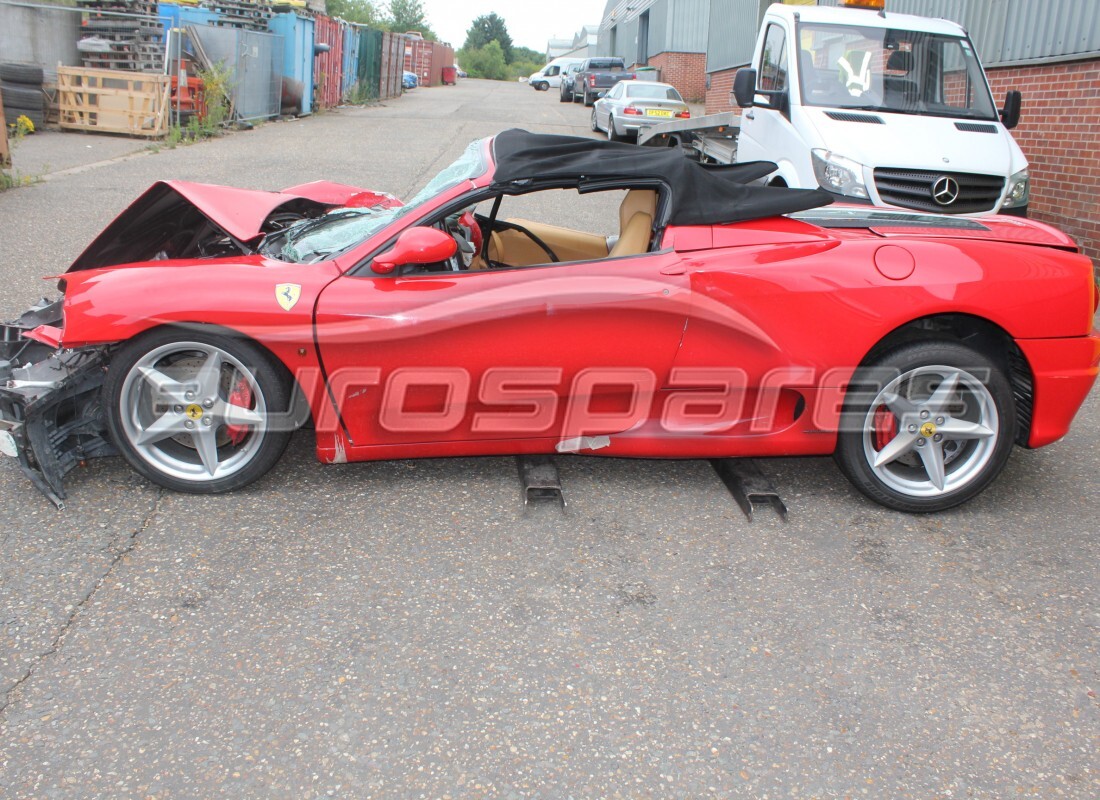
[0,79,1097,798]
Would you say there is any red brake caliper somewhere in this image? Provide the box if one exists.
[225,378,254,445]
[873,405,898,451]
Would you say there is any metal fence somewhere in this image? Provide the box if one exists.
[188,25,282,122]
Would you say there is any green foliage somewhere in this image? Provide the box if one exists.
[386,0,436,40]
[325,0,380,25]
[513,46,544,65]
[457,41,508,81]
[508,59,544,82]
[463,13,513,63]
[0,118,42,191]
[195,60,232,133]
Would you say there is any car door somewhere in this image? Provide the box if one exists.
[737,21,803,183]
[313,244,691,448]
[599,83,621,129]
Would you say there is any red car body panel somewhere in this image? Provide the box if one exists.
[46,139,1100,470]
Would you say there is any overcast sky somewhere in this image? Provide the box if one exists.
[415,0,605,52]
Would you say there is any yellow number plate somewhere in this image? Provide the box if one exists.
[645,109,673,118]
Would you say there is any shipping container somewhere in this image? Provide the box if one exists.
[268,12,314,115]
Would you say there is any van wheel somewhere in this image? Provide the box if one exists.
[534,81,548,91]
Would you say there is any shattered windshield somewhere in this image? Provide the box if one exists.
[270,140,487,263]
[797,23,998,120]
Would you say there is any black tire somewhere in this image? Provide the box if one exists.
[559,86,570,102]
[572,90,582,104]
[590,108,600,132]
[607,115,623,142]
[4,106,44,129]
[104,328,295,495]
[1,85,43,109]
[583,91,594,107]
[834,341,1016,513]
[0,63,44,86]
[533,81,548,91]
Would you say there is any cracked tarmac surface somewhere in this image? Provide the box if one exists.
[0,79,1098,798]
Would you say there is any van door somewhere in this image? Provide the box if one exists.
[736,21,804,187]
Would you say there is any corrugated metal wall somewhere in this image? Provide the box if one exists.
[599,0,708,62]
[667,0,711,52]
[739,0,1100,68]
[706,0,764,73]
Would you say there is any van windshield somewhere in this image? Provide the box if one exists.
[796,23,998,121]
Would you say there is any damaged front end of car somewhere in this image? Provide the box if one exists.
[0,298,115,508]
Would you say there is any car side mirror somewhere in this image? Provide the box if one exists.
[372,227,457,275]
[1001,89,1021,129]
[733,68,757,108]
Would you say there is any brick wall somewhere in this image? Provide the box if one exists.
[646,52,707,103]
[704,65,741,115]
[703,59,1100,261]
[985,60,1100,262]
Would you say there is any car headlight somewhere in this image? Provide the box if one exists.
[1002,168,1029,208]
[811,149,869,199]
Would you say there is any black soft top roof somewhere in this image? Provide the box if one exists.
[491,129,832,226]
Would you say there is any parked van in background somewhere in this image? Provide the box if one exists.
[642,0,1030,217]
[528,58,584,91]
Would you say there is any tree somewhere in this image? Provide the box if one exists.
[326,0,381,26]
[387,0,435,39]
[512,46,544,65]
[463,13,514,64]
[457,40,508,81]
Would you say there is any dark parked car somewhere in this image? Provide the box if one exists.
[559,62,583,103]
[572,57,634,106]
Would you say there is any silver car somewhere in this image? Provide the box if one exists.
[591,80,690,141]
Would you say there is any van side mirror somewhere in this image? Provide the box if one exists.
[1001,90,1021,129]
[733,68,757,108]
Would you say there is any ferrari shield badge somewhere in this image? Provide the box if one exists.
[275,283,301,311]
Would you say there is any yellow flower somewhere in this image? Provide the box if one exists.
[16,115,35,135]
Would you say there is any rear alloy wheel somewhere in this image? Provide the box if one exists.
[104,329,293,494]
[607,115,624,142]
[834,341,1016,512]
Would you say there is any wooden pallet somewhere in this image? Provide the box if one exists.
[58,66,170,138]
[0,92,11,169]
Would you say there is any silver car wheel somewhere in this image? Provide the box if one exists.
[861,365,998,498]
[118,341,268,482]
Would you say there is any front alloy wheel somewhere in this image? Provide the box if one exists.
[835,341,1016,512]
[105,329,293,493]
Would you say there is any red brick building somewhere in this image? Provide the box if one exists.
[597,0,711,101]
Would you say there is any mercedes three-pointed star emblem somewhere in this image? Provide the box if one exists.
[932,175,961,206]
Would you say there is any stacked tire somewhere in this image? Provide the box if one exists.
[1,63,46,131]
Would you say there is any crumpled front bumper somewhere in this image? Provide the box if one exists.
[0,299,116,508]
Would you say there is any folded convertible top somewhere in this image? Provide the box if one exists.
[491,129,832,226]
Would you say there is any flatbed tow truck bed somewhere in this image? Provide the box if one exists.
[637,111,741,164]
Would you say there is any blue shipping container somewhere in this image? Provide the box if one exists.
[268,12,314,115]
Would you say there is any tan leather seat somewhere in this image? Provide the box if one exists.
[619,189,657,231]
[609,211,653,258]
[608,189,657,258]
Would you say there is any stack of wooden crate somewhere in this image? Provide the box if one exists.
[76,0,165,73]
[57,66,170,137]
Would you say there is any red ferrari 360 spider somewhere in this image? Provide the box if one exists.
[1,130,1097,512]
